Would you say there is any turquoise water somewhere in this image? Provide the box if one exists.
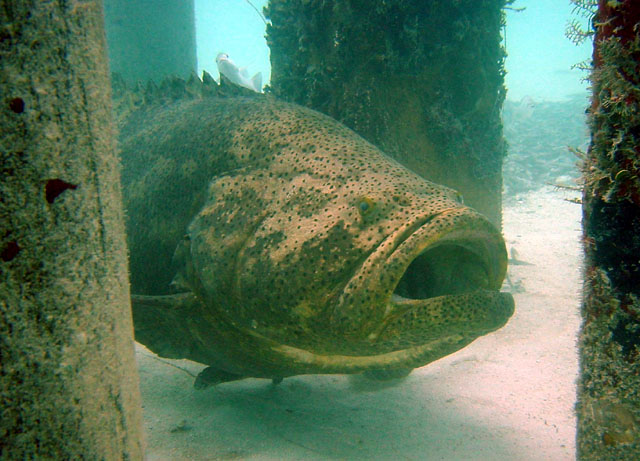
[195,0,592,102]
[503,0,592,101]
[195,0,271,86]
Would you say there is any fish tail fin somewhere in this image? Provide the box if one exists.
[251,72,263,92]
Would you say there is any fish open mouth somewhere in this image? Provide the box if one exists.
[393,239,496,301]
[386,208,507,300]
[273,215,514,372]
[362,209,514,352]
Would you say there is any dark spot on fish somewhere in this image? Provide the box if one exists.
[1,241,20,261]
[392,194,412,207]
[9,97,24,113]
[45,179,78,203]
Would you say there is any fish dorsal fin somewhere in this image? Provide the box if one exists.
[251,72,263,92]
[239,67,249,78]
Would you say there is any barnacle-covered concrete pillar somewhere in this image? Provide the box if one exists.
[577,0,640,458]
[0,1,143,458]
[266,0,507,225]
[103,0,197,84]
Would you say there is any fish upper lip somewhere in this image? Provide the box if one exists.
[384,209,451,260]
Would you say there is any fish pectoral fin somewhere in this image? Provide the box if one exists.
[131,292,207,361]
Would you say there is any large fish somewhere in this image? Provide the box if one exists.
[120,95,514,387]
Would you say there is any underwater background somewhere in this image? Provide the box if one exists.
[128,1,591,460]
[6,0,639,458]
[194,0,591,100]
[79,0,592,459]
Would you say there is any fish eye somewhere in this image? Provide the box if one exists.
[357,197,375,215]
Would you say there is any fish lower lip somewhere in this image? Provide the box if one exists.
[390,293,418,303]
[372,290,515,346]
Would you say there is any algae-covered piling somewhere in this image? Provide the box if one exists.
[103,0,197,85]
[577,0,640,458]
[0,1,143,457]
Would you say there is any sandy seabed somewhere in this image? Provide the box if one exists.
[136,186,583,461]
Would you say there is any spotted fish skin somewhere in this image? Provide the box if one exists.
[121,96,514,381]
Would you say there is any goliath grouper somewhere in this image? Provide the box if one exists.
[120,96,514,387]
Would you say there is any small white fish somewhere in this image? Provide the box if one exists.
[216,52,262,93]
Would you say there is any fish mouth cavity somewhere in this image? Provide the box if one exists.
[392,237,494,302]
[387,212,506,306]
